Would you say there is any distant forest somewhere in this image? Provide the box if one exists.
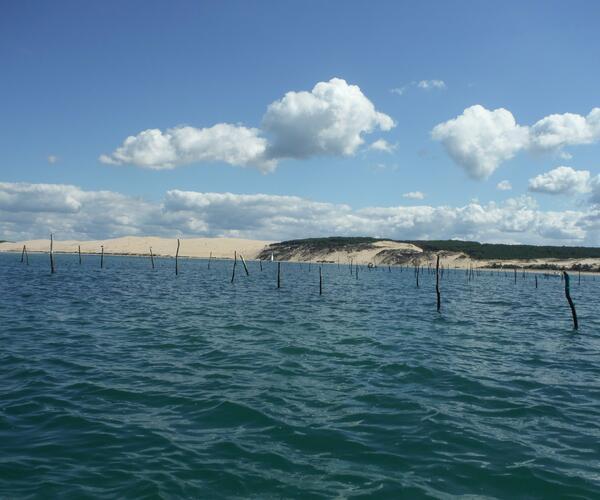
[275,237,600,260]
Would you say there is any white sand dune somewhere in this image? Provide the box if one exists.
[0,236,273,260]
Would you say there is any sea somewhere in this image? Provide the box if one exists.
[1,252,599,498]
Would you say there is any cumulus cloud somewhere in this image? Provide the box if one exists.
[100,124,275,172]
[263,78,394,159]
[431,105,529,180]
[402,191,425,200]
[528,166,591,195]
[101,78,393,172]
[529,109,600,150]
[496,180,512,191]
[369,139,396,153]
[432,105,600,179]
[2,181,599,245]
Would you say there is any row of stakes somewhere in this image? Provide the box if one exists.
[18,235,580,330]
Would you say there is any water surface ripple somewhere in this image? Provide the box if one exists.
[1,254,599,498]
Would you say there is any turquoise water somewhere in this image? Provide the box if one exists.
[1,252,600,498]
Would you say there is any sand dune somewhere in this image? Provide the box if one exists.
[0,236,273,260]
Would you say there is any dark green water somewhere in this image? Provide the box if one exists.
[1,253,599,499]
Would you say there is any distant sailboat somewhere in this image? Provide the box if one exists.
[270,252,274,262]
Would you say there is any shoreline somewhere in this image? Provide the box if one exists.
[2,236,599,274]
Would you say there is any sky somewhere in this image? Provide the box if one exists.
[2,0,600,244]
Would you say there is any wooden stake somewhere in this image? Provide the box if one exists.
[319,266,323,295]
[100,245,104,269]
[259,259,263,272]
[24,246,28,265]
[231,251,237,283]
[277,261,281,288]
[150,247,155,269]
[78,244,82,265]
[436,255,441,312]
[20,245,26,263]
[563,271,579,330]
[208,251,212,269]
[240,254,250,276]
[175,239,180,275]
[50,233,55,274]
[535,275,538,288]
[514,267,517,284]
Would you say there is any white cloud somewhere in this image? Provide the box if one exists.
[432,105,600,180]
[431,105,529,180]
[263,77,394,159]
[2,181,599,245]
[390,86,408,96]
[369,139,396,153]
[100,124,275,172]
[47,155,58,164]
[402,191,425,200]
[417,80,446,90]
[558,151,573,160]
[391,80,446,96]
[496,180,512,191]
[101,78,394,172]
[529,109,600,150]
[528,166,591,195]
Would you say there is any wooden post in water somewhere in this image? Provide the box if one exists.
[435,255,441,312]
[563,271,579,330]
[208,251,212,269]
[259,259,263,272]
[150,247,155,269]
[20,245,26,263]
[78,245,82,265]
[100,245,104,269]
[514,267,517,284]
[50,233,55,274]
[240,254,250,276]
[535,275,538,289]
[415,264,419,288]
[578,269,581,285]
[175,239,180,275]
[355,263,359,280]
[277,261,281,288]
[231,251,237,283]
[24,246,28,265]
[319,266,323,295]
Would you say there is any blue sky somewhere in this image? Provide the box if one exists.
[2,1,600,243]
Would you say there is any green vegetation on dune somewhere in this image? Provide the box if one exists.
[271,237,382,250]
[406,240,600,260]
[269,237,600,260]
